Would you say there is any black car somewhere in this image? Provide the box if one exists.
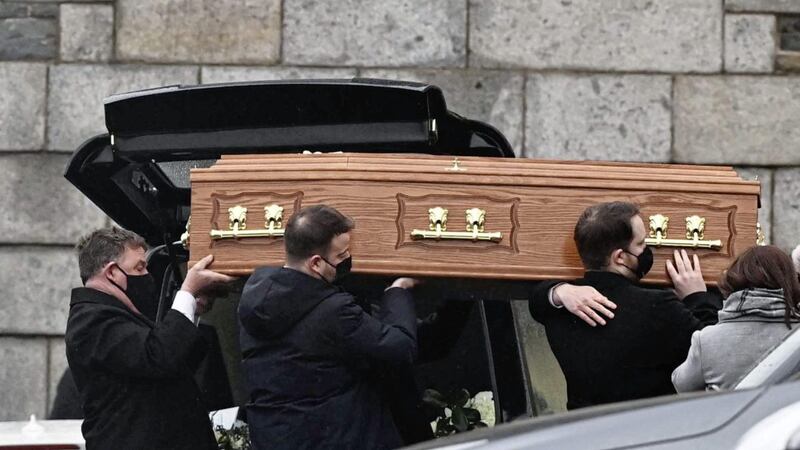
[64,79,540,435]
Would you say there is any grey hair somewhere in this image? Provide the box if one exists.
[76,227,148,283]
[792,245,800,275]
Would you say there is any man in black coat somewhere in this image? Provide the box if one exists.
[529,201,721,410]
[239,205,418,450]
[65,227,233,450]
[380,299,475,445]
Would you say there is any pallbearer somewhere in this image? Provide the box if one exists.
[239,205,419,450]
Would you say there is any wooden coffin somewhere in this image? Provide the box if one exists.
[187,153,762,286]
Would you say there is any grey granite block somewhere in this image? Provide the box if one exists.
[0,17,56,60]
[0,246,80,335]
[0,337,48,421]
[0,153,107,244]
[60,4,114,62]
[773,168,800,252]
[0,62,46,150]
[725,14,776,73]
[0,3,58,19]
[470,0,722,72]
[525,73,672,162]
[727,0,800,13]
[284,0,466,67]
[674,76,800,165]
[116,0,281,64]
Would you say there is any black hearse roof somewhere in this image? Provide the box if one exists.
[65,79,514,245]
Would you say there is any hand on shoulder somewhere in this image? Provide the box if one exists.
[553,283,616,327]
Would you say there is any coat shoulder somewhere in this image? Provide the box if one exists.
[67,302,126,328]
[315,291,359,314]
[627,284,677,304]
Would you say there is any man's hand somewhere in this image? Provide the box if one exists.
[389,277,420,290]
[181,254,236,297]
[553,284,616,327]
[666,249,706,300]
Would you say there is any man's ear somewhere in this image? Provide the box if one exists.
[102,261,119,280]
[610,249,626,266]
[307,255,323,273]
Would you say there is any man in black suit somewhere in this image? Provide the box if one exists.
[239,205,419,450]
[529,201,721,410]
[65,227,234,450]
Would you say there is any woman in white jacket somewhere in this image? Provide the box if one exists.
[672,245,800,392]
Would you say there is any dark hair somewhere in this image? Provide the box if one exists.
[573,202,641,270]
[76,227,147,283]
[719,245,800,328]
[284,205,354,264]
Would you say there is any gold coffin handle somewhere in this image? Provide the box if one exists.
[410,207,502,242]
[210,204,286,240]
[180,216,191,250]
[644,214,722,250]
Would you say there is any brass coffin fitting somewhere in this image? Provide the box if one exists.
[756,222,766,246]
[644,214,722,249]
[180,216,191,249]
[410,207,502,242]
[210,204,285,240]
[447,157,466,172]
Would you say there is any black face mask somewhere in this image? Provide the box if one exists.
[320,256,353,284]
[109,265,158,318]
[623,246,654,279]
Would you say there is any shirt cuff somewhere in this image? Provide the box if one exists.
[171,290,198,325]
[549,282,566,308]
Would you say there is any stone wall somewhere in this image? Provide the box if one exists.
[1,0,799,420]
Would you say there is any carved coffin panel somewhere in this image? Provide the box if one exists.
[188,153,761,286]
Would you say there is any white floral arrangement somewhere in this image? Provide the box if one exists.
[470,391,496,427]
[214,419,251,450]
[425,389,495,436]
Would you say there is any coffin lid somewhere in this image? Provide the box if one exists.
[201,153,760,196]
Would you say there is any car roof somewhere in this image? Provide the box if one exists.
[403,388,764,450]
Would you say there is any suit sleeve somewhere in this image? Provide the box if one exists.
[652,289,719,368]
[682,291,722,328]
[528,280,565,323]
[672,331,707,392]
[67,307,207,379]
[333,287,418,365]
